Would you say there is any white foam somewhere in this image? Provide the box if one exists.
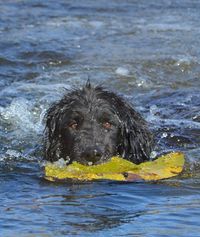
[0,97,43,133]
[44,16,104,30]
[53,158,70,168]
[5,149,22,158]
[115,67,130,76]
[89,20,104,28]
[136,76,153,88]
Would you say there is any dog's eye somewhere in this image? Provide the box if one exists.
[102,121,112,129]
[68,121,78,129]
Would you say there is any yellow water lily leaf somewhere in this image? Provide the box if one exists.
[44,152,185,182]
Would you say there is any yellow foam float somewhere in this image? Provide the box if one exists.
[44,152,185,182]
[44,152,185,181]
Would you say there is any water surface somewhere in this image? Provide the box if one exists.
[1,0,200,236]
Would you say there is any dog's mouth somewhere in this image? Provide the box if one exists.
[67,144,116,166]
[77,155,111,166]
[73,150,112,166]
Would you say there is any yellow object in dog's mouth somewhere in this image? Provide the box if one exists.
[44,152,185,182]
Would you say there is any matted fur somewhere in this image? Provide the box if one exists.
[44,82,153,165]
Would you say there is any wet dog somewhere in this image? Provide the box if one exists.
[44,82,153,165]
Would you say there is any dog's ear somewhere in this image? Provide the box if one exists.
[114,98,153,164]
[44,104,62,162]
[120,111,153,164]
[96,89,153,164]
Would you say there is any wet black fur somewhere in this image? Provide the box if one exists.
[44,82,153,165]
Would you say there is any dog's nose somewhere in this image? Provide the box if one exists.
[81,146,103,164]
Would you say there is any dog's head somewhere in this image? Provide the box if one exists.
[44,82,153,165]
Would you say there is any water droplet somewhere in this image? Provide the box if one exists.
[161,132,168,138]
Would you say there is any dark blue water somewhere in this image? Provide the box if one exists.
[1,1,200,236]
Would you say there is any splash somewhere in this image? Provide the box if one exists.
[0,97,43,133]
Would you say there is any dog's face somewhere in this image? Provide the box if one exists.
[59,99,122,165]
[45,83,153,165]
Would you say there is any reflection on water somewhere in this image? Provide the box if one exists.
[2,174,200,236]
[0,0,200,236]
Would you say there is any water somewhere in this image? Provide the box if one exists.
[0,0,200,236]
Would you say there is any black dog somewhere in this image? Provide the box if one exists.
[44,82,153,165]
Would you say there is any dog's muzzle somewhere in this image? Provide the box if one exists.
[80,146,103,165]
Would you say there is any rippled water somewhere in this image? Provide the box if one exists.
[1,1,200,236]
